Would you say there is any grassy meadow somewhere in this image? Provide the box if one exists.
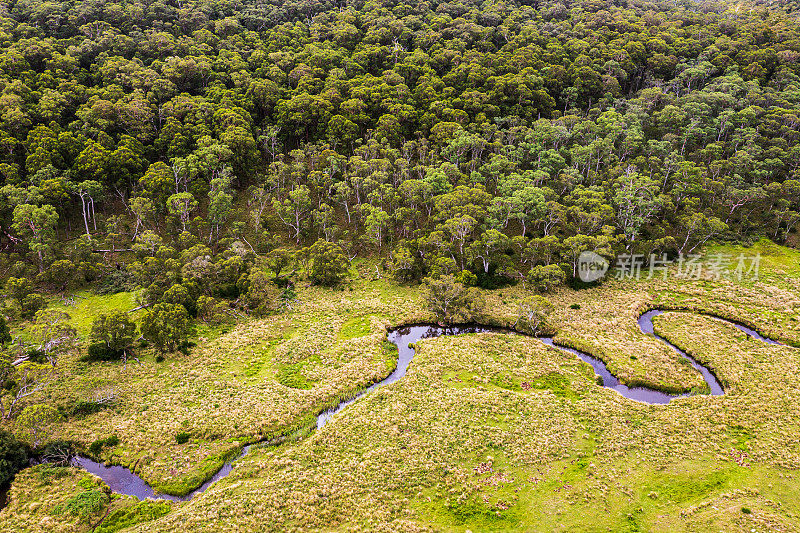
[3,241,800,531]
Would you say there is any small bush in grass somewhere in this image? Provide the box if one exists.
[38,439,76,466]
[85,343,123,361]
[0,316,10,345]
[96,501,172,533]
[70,400,107,417]
[527,264,566,292]
[307,240,350,286]
[423,275,485,323]
[24,348,47,363]
[175,432,190,444]
[239,268,282,316]
[0,429,28,485]
[88,441,103,455]
[53,489,107,518]
[35,463,70,480]
[741,507,752,514]
[140,303,194,352]
[97,268,135,295]
[89,311,137,361]
[21,293,46,319]
[88,435,120,456]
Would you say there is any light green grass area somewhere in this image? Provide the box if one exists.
[3,242,800,532]
[9,290,141,343]
[704,238,800,282]
[337,314,375,340]
[48,291,141,336]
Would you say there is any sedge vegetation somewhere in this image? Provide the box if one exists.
[0,242,799,531]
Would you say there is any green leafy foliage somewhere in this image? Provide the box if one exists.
[52,489,107,518]
[239,268,281,316]
[95,501,172,533]
[423,275,486,323]
[140,303,194,353]
[0,315,10,345]
[307,240,350,286]
[88,435,119,456]
[0,429,28,486]
[88,311,137,360]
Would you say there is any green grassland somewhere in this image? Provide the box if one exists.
[3,242,800,531]
[8,290,141,344]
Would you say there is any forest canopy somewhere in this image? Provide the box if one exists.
[0,0,797,294]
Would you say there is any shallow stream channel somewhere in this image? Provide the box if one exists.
[46,310,786,503]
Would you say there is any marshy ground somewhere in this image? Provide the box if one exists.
[3,240,800,532]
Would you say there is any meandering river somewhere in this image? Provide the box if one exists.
[41,310,788,503]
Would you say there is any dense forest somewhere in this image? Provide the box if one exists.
[0,0,797,329]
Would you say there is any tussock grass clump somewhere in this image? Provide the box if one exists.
[95,501,171,533]
[88,435,119,456]
[52,489,107,518]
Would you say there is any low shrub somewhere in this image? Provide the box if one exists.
[35,463,70,480]
[0,429,28,485]
[567,277,602,290]
[53,489,107,518]
[37,439,76,466]
[97,269,135,295]
[88,435,120,456]
[88,441,103,455]
[95,501,172,533]
[85,343,124,361]
[70,400,107,418]
[24,348,47,363]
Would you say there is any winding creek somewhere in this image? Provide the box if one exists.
[18,310,788,505]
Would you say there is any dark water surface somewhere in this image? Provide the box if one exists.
[73,445,253,502]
